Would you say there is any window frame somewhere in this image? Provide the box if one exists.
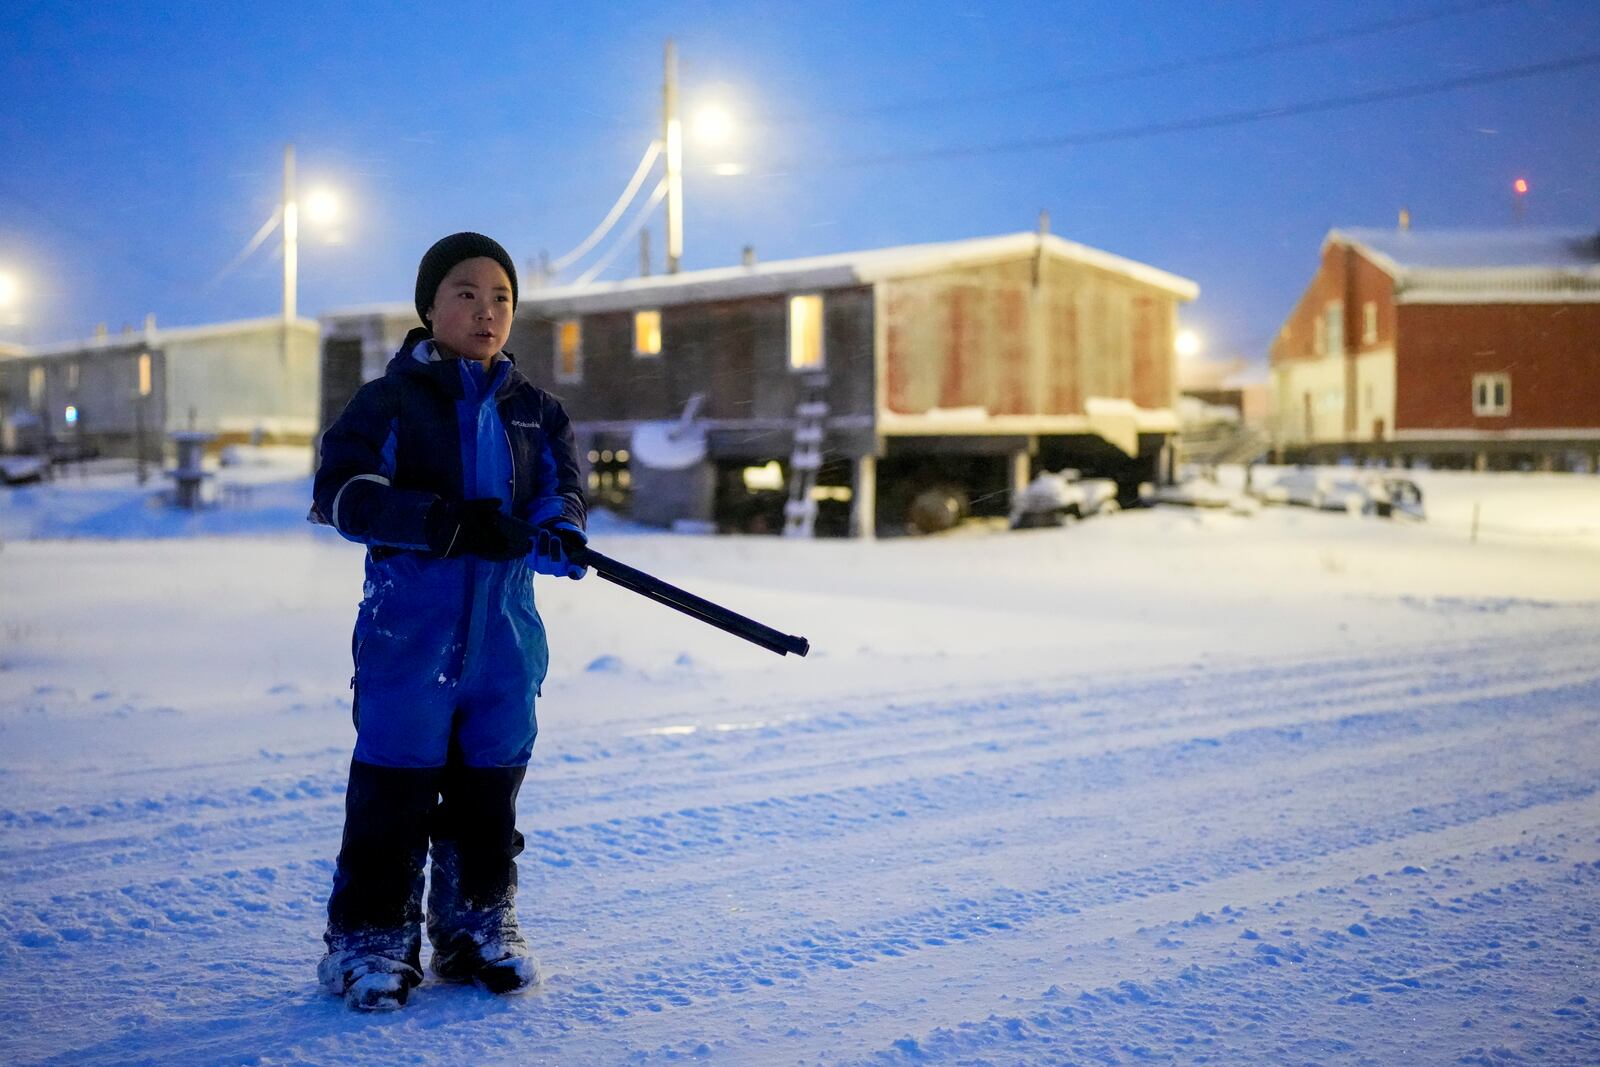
[1323,300,1344,356]
[1471,372,1511,417]
[1362,301,1378,345]
[787,293,826,372]
[555,318,584,384]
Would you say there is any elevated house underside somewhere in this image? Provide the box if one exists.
[321,233,1198,535]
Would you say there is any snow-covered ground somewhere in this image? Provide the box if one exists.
[2,459,1599,1065]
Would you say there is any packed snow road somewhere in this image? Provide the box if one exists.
[2,509,1598,1065]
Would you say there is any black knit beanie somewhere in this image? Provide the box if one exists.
[414,232,519,326]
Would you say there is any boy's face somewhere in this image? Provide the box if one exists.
[428,257,514,361]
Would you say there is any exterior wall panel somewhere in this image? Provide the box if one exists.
[881,254,1180,418]
[1394,303,1600,431]
[512,286,876,434]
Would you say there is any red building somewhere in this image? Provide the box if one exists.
[1270,227,1600,470]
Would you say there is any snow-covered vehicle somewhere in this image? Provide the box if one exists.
[1009,469,1120,528]
[1260,469,1424,519]
[1151,475,1258,513]
[0,454,48,485]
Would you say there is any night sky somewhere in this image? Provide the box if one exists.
[3,0,1598,366]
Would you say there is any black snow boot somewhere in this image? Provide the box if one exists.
[427,761,541,994]
[319,759,442,1011]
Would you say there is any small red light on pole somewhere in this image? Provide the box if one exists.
[1513,178,1529,195]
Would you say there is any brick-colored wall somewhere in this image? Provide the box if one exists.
[1270,243,1395,364]
[1394,303,1600,431]
[882,254,1179,417]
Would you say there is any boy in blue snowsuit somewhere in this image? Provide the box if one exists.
[310,233,587,1010]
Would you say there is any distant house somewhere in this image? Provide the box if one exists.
[320,231,1198,536]
[1270,227,1600,470]
[0,316,320,459]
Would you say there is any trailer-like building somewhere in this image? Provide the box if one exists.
[0,316,319,459]
[319,231,1198,535]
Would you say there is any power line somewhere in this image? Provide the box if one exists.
[751,50,1600,173]
[764,0,1520,123]
[204,207,283,291]
[575,179,669,286]
[549,139,662,273]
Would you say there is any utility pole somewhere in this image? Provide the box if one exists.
[282,143,298,321]
[663,39,683,273]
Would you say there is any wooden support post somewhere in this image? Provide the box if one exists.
[1011,448,1030,498]
[851,454,876,540]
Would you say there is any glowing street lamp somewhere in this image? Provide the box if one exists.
[1175,329,1202,358]
[279,147,348,318]
[692,102,736,148]
[0,270,21,333]
[304,187,340,227]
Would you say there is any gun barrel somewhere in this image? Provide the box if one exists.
[571,545,810,658]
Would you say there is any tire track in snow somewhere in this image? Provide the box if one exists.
[6,635,1589,879]
[6,631,1599,1065]
[14,691,1594,1028]
[8,696,1590,962]
[479,777,1600,1042]
[5,658,1596,933]
[1,625,1586,895]
[5,656,1593,913]
[4,626,1582,835]
[853,850,1600,1065]
[33,772,1589,1067]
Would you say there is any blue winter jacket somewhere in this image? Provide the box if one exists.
[311,328,586,768]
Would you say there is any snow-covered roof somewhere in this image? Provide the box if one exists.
[323,232,1198,321]
[17,316,318,359]
[1327,228,1600,303]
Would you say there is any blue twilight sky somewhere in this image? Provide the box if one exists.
[2,0,1598,366]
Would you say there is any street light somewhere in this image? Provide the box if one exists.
[0,270,20,331]
[277,147,348,317]
[304,187,339,227]
[692,102,736,148]
[1175,329,1202,358]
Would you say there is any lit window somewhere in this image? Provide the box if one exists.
[743,461,784,491]
[556,319,582,383]
[138,352,152,397]
[1472,373,1510,417]
[788,294,824,370]
[28,366,44,406]
[1362,302,1377,345]
[634,310,661,357]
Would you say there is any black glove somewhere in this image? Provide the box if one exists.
[426,498,534,561]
